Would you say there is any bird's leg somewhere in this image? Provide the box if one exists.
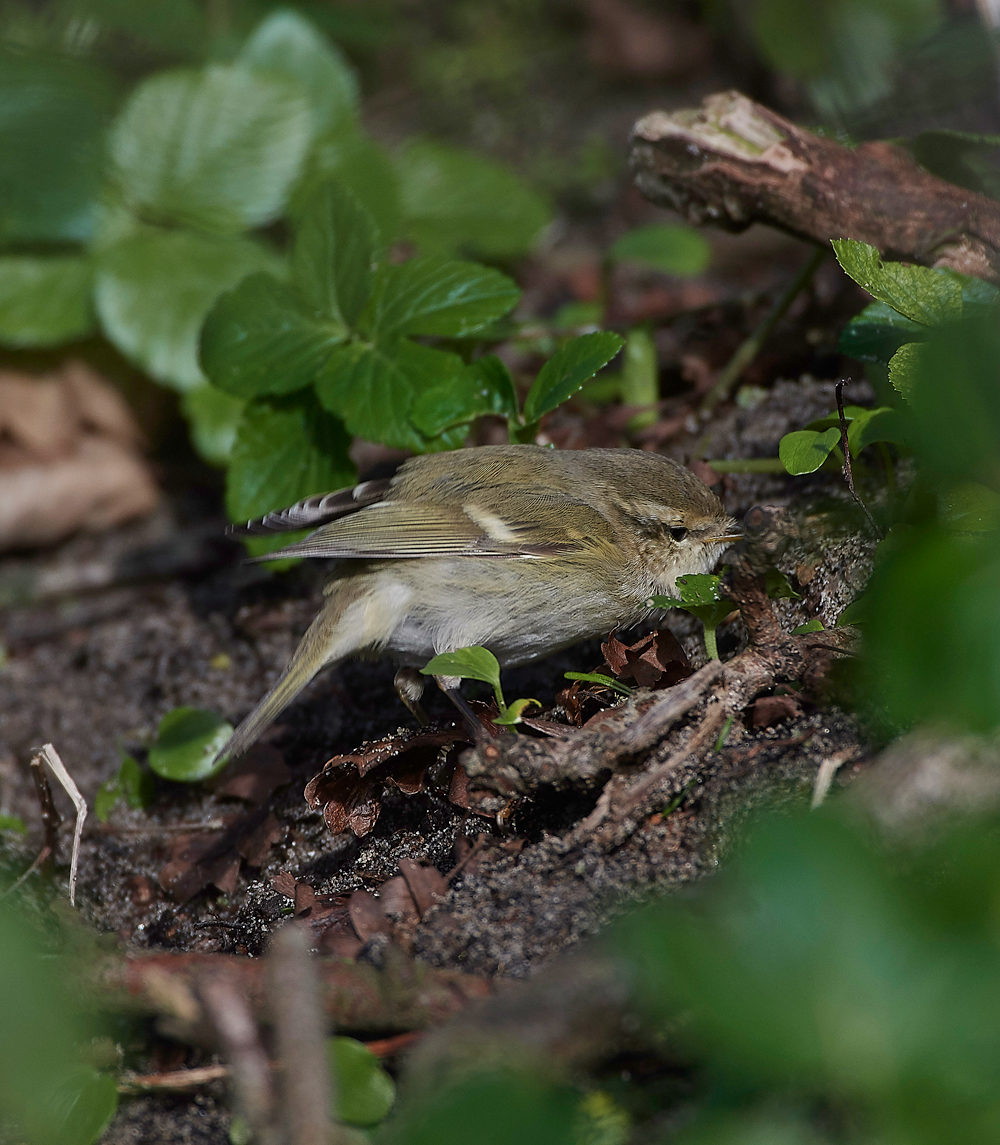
[434,675,495,740]
[393,667,429,725]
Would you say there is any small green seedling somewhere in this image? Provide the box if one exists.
[563,671,633,697]
[328,1036,396,1127]
[94,754,155,822]
[421,646,540,726]
[649,573,737,661]
[791,618,825,634]
[148,707,233,782]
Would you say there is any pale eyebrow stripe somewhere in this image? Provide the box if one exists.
[463,503,521,542]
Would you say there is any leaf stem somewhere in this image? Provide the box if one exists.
[701,246,826,415]
[703,625,720,660]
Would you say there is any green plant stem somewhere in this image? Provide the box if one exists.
[703,625,720,660]
[701,246,826,415]
[713,714,735,752]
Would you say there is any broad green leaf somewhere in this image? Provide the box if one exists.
[291,182,378,328]
[838,301,926,364]
[226,394,355,533]
[240,9,358,138]
[148,707,233,782]
[848,406,909,452]
[317,338,466,451]
[96,230,281,391]
[0,814,26,833]
[791,618,824,634]
[396,138,550,259]
[866,525,1000,731]
[108,65,312,234]
[201,272,346,400]
[44,1070,118,1145]
[0,257,93,347]
[888,340,926,400]
[421,646,501,690]
[940,482,1000,532]
[360,258,520,341]
[0,52,115,244]
[675,573,726,607]
[831,239,962,326]
[328,1037,396,1127]
[522,331,624,424]
[779,427,841,474]
[296,127,401,243]
[181,384,245,466]
[410,355,518,437]
[610,224,711,276]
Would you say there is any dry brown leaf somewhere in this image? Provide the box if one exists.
[750,694,803,728]
[212,745,291,805]
[158,807,283,903]
[348,889,394,942]
[399,859,447,917]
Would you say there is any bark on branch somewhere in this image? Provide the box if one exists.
[630,90,1000,284]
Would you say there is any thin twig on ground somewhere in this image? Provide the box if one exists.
[26,744,88,906]
[835,381,882,539]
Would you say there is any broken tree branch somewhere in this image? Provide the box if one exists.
[630,90,1000,285]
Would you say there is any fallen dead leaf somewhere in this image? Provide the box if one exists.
[750,694,803,728]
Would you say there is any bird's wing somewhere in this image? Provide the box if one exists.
[228,478,392,536]
[245,493,613,562]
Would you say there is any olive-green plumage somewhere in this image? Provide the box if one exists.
[218,445,739,760]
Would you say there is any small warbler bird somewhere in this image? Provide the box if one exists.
[218,445,740,759]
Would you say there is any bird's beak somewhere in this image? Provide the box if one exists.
[703,532,743,544]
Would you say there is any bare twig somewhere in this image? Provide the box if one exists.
[267,925,345,1145]
[30,744,87,906]
[29,753,60,863]
[835,381,882,539]
[117,1065,230,1095]
[701,246,826,414]
[199,971,277,1145]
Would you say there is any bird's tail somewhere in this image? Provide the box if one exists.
[215,579,388,763]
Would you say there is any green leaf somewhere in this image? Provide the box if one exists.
[396,138,550,259]
[779,427,841,474]
[296,127,401,243]
[240,9,358,138]
[410,355,519,437]
[849,406,910,452]
[360,258,520,341]
[291,182,378,328]
[96,230,282,391]
[0,52,115,244]
[148,707,234,782]
[108,64,312,234]
[422,646,501,690]
[0,814,26,833]
[494,697,542,726]
[226,394,356,536]
[765,568,801,600]
[673,573,726,608]
[201,272,346,400]
[563,671,633,697]
[95,754,155,823]
[887,340,926,400]
[44,1067,119,1145]
[181,385,245,466]
[522,331,625,424]
[940,482,1000,533]
[610,224,712,276]
[831,239,963,326]
[791,618,824,634]
[328,1037,395,1127]
[317,338,466,451]
[838,301,927,364]
[0,257,93,347]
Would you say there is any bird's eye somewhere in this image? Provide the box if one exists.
[668,526,688,542]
